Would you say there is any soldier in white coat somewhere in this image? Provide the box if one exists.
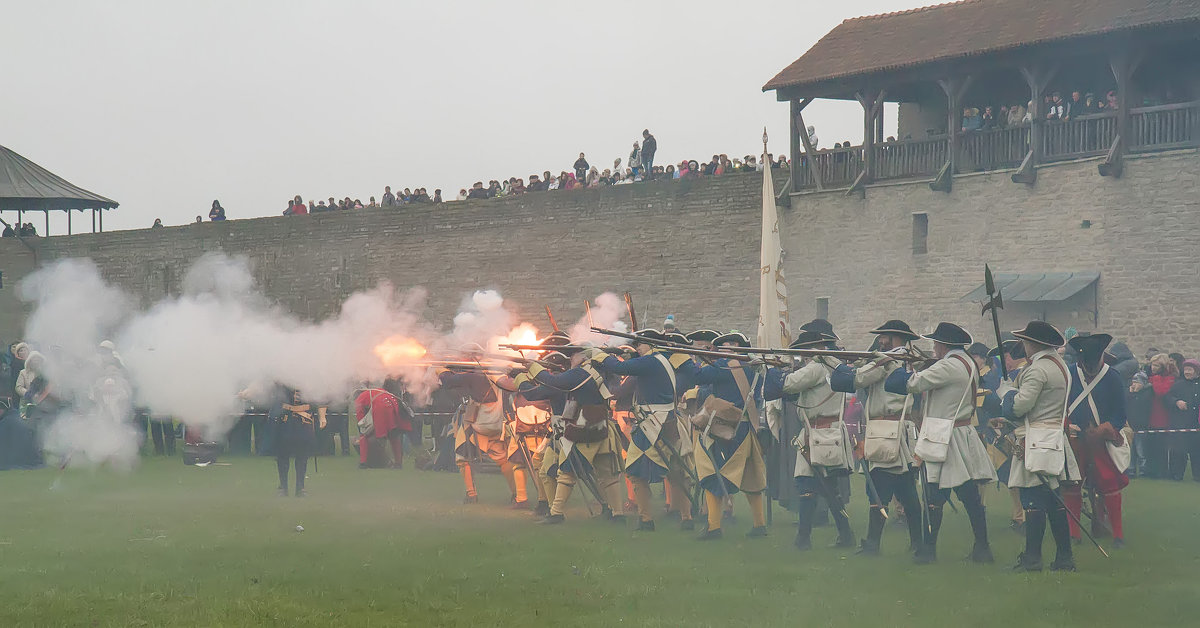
[885,322,997,565]
[830,319,924,556]
[765,325,855,551]
[995,321,1081,572]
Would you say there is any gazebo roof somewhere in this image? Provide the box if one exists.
[763,0,1200,96]
[0,144,118,211]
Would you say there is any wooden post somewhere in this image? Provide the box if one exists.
[794,98,823,191]
[848,89,885,195]
[1099,50,1144,178]
[92,208,96,233]
[44,210,49,236]
[931,76,973,192]
[68,210,72,236]
[99,209,104,233]
[1013,63,1058,185]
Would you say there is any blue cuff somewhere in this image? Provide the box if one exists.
[1000,390,1019,420]
[884,368,912,396]
[829,363,857,393]
[763,368,785,401]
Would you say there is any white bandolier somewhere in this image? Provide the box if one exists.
[885,322,997,565]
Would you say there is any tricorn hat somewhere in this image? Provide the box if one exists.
[869,319,920,342]
[713,331,750,348]
[1011,321,1065,348]
[685,329,721,343]
[540,331,572,347]
[800,318,839,341]
[923,322,972,347]
[632,329,667,344]
[790,330,832,349]
[967,342,990,359]
[664,332,691,346]
[987,339,1026,360]
[1068,332,1113,366]
[541,351,570,368]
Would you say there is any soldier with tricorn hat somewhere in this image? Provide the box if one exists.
[885,322,997,565]
[995,321,1082,572]
[1063,332,1130,549]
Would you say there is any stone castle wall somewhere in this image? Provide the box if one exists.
[1,149,1197,356]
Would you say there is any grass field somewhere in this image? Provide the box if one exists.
[2,456,1199,628]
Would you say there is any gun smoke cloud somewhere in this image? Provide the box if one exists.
[17,253,559,470]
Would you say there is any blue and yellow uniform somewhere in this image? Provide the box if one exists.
[439,370,524,504]
[690,356,769,537]
[525,360,626,522]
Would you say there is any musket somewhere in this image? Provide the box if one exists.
[545,305,560,333]
[500,343,623,354]
[585,300,594,328]
[623,292,639,332]
[982,264,1009,381]
[587,328,788,366]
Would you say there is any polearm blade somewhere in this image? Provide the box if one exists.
[982,264,1008,380]
[623,292,639,332]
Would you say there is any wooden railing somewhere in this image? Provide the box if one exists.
[873,136,947,180]
[1130,101,1200,150]
[794,146,862,188]
[959,126,1028,171]
[1043,113,1117,161]
[792,101,1200,190]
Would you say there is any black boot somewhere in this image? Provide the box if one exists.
[534,500,551,518]
[831,506,856,549]
[857,508,885,556]
[905,507,924,554]
[913,505,942,564]
[1048,506,1076,572]
[1014,509,1045,572]
[965,502,994,563]
[794,496,815,550]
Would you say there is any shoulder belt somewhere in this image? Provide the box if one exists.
[1068,364,1109,425]
[579,362,614,400]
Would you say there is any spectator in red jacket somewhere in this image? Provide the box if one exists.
[1144,353,1178,477]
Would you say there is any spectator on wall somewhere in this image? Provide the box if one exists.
[208,200,227,221]
[382,186,396,207]
[194,216,203,224]
[2,224,14,237]
[433,189,443,203]
[573,153,589,182]
[152,219,163,229]
[1046,92,1065,120]
[1064,91,1084,120]
[629,142,642,179]
[961,107,983,131]
[456,189,468,201]
[641,129,657,174]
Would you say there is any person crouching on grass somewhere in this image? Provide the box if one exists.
[353,385,412,469]
[272,388,324,497]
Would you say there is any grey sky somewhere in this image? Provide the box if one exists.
[1,0,924,233]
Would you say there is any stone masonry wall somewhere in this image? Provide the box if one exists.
[0,150,1197,357]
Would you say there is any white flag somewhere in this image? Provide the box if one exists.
[758,145,790,436]
[757,150,790,350]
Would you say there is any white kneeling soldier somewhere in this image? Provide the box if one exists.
[885,322,996,565]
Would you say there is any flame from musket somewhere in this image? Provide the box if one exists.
[374,336,428,367]
[490,323,540,356]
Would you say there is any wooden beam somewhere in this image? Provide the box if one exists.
[935,75,974,191]
[1014,63,1059,186]
[1100,49,1144,178]
[795,105,823,192]
[854,89,886,184]
[44,210,49,237]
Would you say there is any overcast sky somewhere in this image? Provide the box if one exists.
[1,0,926,233]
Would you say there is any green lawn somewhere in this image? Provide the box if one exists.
[1,455,1198,627]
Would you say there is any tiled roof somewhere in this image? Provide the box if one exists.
[0,145,118,211]
[764,0,1200,93]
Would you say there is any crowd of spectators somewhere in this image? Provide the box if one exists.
[1,223,40,238]
[958,90,1122,134]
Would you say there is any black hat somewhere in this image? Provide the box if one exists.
[663,332,691,346]
[1068,332,1113,365]
[632,329,667,344]
[868,319,920,342]
[1011,321,1065,348]
[967,342,990,359]
[540,331,572,347]
[790,330,832,349]
[541,351,570,368]
[685,329,721,343]
[800,318,839,341]
[987,339,1026,360]
[923,322,972,347]
[713,331,750,348]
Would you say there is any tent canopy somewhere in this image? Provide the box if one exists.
[0,144,118,212]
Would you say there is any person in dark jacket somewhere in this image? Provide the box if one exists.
[272,388,321,496]
[573,153,590,182]
[1126,372,1153,477]
[1107,342,1139,383]
[1162,359,1200,481]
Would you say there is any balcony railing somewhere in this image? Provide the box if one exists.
[1130,100,1200,150]
[792,101,1200,190]
[873,136,947,180]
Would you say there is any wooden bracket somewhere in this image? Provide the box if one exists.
[1011,150,1037,185]
[929,161,953,192]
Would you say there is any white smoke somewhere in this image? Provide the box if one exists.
[17,254,465,469]
[570,292,629,346]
